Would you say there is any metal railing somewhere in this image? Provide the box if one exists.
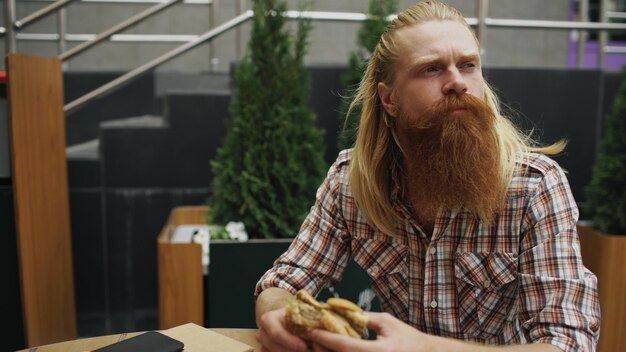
[64,9,252,112]
[3,0,626,114]
[59,0,181,61]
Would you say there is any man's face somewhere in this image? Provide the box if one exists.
[378,20,485,125]
[376,20,505,221]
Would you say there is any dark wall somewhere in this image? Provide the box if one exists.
[484,68,620,203]
[309,66,344,164]
[0,186,26,350]
[599,71,624,142]
[1,79,24,349]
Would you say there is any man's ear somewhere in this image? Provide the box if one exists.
[377,82,397,117]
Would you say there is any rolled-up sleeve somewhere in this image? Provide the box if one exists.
[519,164,601,351]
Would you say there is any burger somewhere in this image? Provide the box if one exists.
[284,289,368,339]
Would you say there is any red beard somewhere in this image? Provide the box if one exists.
[399,94,505,223]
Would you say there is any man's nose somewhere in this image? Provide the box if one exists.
[442,68,468,96]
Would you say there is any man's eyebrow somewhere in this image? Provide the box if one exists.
[411,53,481,68]
[411,55,441,67]
[458,53,481,62]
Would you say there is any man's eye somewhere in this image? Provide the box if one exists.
[424,66,440,73]
[461,62,477,69]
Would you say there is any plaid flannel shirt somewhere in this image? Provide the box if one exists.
[255,149,600,351]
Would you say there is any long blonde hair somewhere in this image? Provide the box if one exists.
[349,1,566,236]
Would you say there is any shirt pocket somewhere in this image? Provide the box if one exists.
[454,252,519,339]
[351,236,409,320]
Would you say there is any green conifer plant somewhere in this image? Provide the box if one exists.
[337,0,397,150]
[584,68,626,234]
[207,0,326,239]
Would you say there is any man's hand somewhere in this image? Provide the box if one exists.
[309,312,429,352]
[309,312,563,352]
[256,288,312,352]
[255,307,310,352]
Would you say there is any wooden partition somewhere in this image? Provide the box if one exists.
[578,225,626,352]
[6,54,77,346]
[158,206,206,329]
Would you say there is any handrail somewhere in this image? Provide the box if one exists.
[26,0,211,3]
[58,8,67,53]
[9,14,626,45]
[59,0,182,61]
[0,0,212,38]
[599,0,609,69]
[283,11,367,22]
[81,0,209,2]
[64,10,253,113]
[14,0,76,30]
[578,0,589,68]
[476,0,488,51]
[62,10,397,113]
[63,10,402,113]
[484,17,626,30]
[3,0,16,53]
[605,46,626,53]
[17,33,200,42]
[606,11,626,19]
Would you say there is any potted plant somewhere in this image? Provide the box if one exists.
[207,0,326,240]
[578,67,626,351]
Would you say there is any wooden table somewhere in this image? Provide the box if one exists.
[19,328,260,352]
[19,332,143,351]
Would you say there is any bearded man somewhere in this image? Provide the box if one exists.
[254,1,600,352]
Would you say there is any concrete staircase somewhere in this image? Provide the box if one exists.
[65,72,231,189]
[64,71,233,336]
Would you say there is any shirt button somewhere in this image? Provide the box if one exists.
[430,300,438,308]
[431,247,437,255]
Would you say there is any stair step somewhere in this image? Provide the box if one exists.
[66,139,99,160]
[100,114,165,129]
[155,72,231,96]
[66,138,101,187]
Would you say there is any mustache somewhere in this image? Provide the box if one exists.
[408,94,493,130]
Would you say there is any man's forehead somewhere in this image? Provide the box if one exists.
[396,21,477,45]
[394,21,480,59]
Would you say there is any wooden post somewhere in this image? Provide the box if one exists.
[578,224,626,352]
[6,54,77,346]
